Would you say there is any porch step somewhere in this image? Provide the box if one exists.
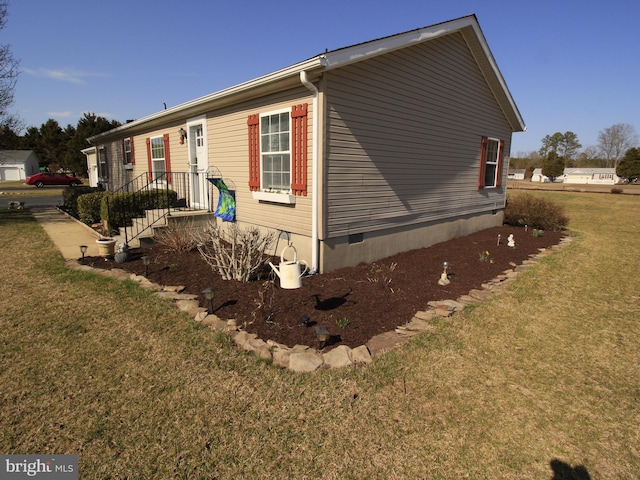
[117,210,213,248]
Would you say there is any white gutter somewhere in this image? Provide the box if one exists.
[300,70,319,274]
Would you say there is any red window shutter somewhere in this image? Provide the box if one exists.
[163,134,172,184]
[291,103,308,196]
[130,137,135,165]
[146,138,153,182]
[495,140,505,188]
[478,136,488,190]
[247,114,260,191]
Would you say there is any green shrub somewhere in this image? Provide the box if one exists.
[62,186,103,216]
[100,189,179,233]
[77,191,108,225]
[504,193,568,231]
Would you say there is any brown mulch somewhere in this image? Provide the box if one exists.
[83,225,565,350]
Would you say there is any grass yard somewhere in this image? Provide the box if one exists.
[0,179,67,197]
[0,191,638,479]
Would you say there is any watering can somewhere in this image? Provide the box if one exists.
[269,245,309,289]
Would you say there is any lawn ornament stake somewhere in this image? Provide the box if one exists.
[438,261,450,286]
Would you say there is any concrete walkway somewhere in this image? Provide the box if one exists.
[31,207,103,260]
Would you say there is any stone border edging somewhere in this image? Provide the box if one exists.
[66,235,574,373]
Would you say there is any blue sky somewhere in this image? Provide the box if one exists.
[4,0,639,155]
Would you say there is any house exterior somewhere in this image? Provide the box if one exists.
[86,15,525,273]
[530,167,619,184]
[0,150,41,181]
[507,169,526,180]
[530,168,549,183]
[563,168,619,185]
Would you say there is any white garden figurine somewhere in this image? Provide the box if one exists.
[507,234,515,248]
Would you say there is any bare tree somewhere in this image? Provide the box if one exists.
[0,1,20,130]
[598,123,639,168]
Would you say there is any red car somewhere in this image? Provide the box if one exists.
[26,172,83,188]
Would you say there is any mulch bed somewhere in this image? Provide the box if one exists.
[83,225,565,349]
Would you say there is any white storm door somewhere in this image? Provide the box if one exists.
[188,119,208,209]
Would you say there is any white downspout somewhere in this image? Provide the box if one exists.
[300,70,319,274]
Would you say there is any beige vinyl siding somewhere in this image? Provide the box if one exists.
[205,88,314,237]
[324,31,512,238]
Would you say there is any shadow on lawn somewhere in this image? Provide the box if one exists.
[550,459,591,480]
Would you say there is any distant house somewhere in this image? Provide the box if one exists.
[563,168,619,185]
[530,167,620,185]
[531,168,550,183]
[86,15,525,273]
[0,150,40,181]
[507,169,526,180]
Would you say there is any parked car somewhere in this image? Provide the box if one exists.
[26,172,83,188]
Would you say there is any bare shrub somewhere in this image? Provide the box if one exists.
[194,221,276,282]
[611,187,624,194]
[154,219,200,253]
[504,193,568,231]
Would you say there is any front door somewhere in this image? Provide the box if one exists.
[188,120,208,209]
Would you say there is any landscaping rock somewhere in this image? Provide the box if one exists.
[413,310,437,321]
[174,299,201,316]
[289,352,324,372]
[468,289,494,301]
[350,345,373,364]
[202,314,227,331]
[366,331,411,356]
[272,347,291,368]
[322,345,353,369]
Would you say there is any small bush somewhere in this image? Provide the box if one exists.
[504,193,568,231]
[194,221,276,282]
[62,186,103,216]
[77,191,108,225]
[100,189,179,233]
[611,187,624,194]
[154,219,200,253]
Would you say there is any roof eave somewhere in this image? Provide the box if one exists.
[87,57,325,143]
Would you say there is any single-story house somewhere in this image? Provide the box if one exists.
[87,14,525,273]
[507,169,526,180]
[531,167,620,185]
[563,168,619,185]
[0,150,41,181]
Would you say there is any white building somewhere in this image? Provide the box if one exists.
[0,150,41,181]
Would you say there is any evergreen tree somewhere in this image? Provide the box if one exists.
[616,147,640,183]
[542,150,565,182]
[63,113,120,175]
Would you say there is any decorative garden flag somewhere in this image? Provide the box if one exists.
[210,178,236,221]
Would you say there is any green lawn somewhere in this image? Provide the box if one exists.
[0,180,66,197]
[1,192,638,479]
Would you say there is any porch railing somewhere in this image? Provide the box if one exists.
[104,171,213,245]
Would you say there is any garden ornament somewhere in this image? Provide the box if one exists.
[269,245,309,289]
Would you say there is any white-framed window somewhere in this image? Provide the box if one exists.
[123,138,132,164]
[98,147,108,179]
[260,110,291,192]
[479,136,504,189]
[194,125,204,147]
[484,138,499,187]
[150,136,165,180]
